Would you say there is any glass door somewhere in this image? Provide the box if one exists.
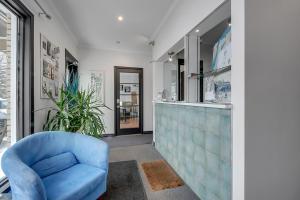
[115,67,143,135]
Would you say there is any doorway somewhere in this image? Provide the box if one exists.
[65,49,78,90]
[114,67,143,135]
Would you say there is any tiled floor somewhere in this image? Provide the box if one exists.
[103,133,152,148]
[107,134,200,200]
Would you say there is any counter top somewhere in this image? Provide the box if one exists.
[153,101,232,109]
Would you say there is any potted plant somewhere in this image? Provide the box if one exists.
[42,77,107,138]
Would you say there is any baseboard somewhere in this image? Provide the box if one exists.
[102,133,115,137]
[143,131,153,134]
[103,131,152,137]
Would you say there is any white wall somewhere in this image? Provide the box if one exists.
[152,62,164,100]
[152,0,226,60]
[78,47,153,134]
[21,0,79,132]
[245,0,300,199]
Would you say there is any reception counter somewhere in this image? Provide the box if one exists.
[154,101,232,200]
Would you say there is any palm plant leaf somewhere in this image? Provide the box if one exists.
[42,74,107,138]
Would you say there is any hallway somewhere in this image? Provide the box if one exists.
[107,134,200,200]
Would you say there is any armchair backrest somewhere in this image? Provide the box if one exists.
[8,132,80,166]
[4,131,108,167]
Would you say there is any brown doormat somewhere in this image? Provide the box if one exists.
[141,160,184,191]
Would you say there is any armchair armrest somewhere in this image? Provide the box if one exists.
[1,151,46,200]
[72,134,109,171]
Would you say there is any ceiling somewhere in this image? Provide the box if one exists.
[50,0,176,54]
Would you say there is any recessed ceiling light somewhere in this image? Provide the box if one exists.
[195,29,200,33]
[117,16,123,21]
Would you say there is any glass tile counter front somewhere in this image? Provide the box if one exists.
[155,102,232,200]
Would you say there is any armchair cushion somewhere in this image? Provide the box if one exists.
[31,152,78,178]
[42,164,106,200]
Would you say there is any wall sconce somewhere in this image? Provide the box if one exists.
[168,52,174,62]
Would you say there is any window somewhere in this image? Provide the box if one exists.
[0,0,34,183]
[0,2,18,180]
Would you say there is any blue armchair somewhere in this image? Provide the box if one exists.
[1,131,109,200]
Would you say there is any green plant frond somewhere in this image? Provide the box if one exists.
[42,79,105,138]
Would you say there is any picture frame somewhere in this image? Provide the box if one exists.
[79,70,105,105]
[40,33,60,99]
[124,86,131,93]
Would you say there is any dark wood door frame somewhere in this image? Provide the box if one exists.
[178,59,185,101]
[65,49,78,88]
[114,66,143,136]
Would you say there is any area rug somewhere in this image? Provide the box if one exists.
[141,160,184,191]
[100,160,148,200]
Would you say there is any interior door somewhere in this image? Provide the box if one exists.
[115,67,143,135]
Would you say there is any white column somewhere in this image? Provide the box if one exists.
[186,35,198,103]
[152,61,164,143]
[231,0,245,199]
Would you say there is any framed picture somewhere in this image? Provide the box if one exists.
[40,33,60,99]
[124,86,131,93]
[41,35,47,56]
[79,70,105,105]
[47,40,51,56]
[41,77,48,97]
